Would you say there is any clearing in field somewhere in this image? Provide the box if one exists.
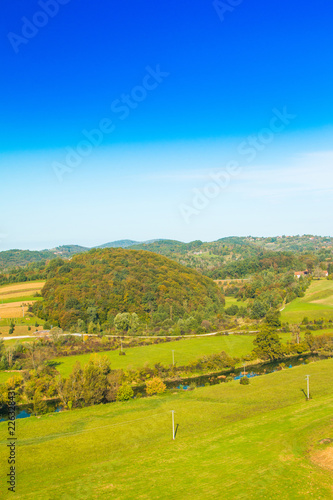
[281,279,333,323]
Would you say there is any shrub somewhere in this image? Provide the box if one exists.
[240,376,250,385]
[116,384,134,401]
[145,377,166,395]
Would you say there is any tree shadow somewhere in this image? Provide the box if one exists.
[46,361,61,368]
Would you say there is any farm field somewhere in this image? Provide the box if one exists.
[54,334,256,377]
[0,301,37,319]
[0,324,45,338]
[1,358,333,499]
[0,281,45,299]
[281,279,333,323]
[53,328,328,377]
[0,281,45,332]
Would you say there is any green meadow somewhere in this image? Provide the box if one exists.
[54,334,256,377]
[1,358,333,499]
[281,279,333,323]
[52,328,330,378]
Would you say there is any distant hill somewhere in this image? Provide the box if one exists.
[1,235,333,277]
[51,245,90,256]
[95,240,139,249]
[0,249,55,271]
[34,247,224,330]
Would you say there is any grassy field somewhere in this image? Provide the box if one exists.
[281,279,333,323]
[224,296,249,308]
[1,358,333,499]
[0,322,46,337]
[54,334,256,377]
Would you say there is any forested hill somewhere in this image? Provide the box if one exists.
[0,249,55,270]
[1,235,333,276]
[33,248,224,330]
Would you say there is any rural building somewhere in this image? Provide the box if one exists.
[294,270,309,278]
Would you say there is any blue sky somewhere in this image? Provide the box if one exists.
[1,0,333,250]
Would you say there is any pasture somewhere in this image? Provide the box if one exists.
[54,334,256,377]
[53,328,330,377]
[281,279,333,323]
[0,358,333,499]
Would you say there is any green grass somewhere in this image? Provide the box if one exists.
[1,358,333,499]
[281,279,333,323]
[0,296,43,305]
[54,335,256,377]
[224,296,249,308]
[0,371,20,385]
[0,316,43,329]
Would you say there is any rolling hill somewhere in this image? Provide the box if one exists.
[34,248,224,330]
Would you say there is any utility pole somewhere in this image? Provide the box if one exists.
[121,340,123,353]
[22,305,25,318]
[172,350,175,366]
[171,410,175,440]
[306,375,310,400]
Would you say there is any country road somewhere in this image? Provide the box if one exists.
[2,330,259,341]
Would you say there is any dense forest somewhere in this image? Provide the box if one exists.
[33,248,225,331]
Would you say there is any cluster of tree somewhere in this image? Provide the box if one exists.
[0,249,55,272]
[222,270,310,320]
[207,251,324,280]
[252,327,333,360]
[33,248,224,331]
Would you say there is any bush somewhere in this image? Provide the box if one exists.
[240,376,250,385]
[116,384,134,401]
[145,377,166,395]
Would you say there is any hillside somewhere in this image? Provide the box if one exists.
[1,359,333,498]
[34,248,224,330]
[1,235,333,280]
[0,249,54,270]
[95,239,139,249]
